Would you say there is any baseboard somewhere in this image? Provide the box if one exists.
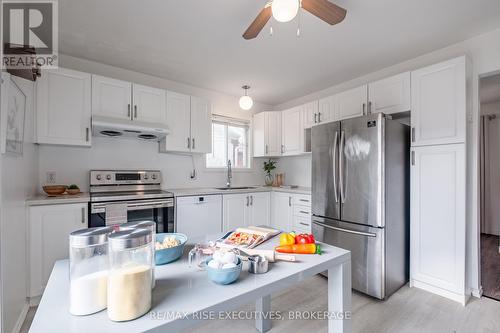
[12,301,29,333]
[469,286,482,298]
[411,279,469,305]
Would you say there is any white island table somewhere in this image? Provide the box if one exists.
[29,235,351,333]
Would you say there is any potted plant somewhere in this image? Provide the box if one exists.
[263,159,277,186]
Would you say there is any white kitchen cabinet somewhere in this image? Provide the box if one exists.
[176,195,222,238]
[336,85,368,120]
[410,144,466,303]
[368,72,411,115]
[160,93,212,154]
[190,96,212,154]
[303,101,320,128]
[281,106,304,156]
[36,68,92,146]
[132,84,167,124]
[271,192,293,231]
[253,111,282,157]
[28,203,88,297]
[317,95,337,125]
[92,75,132,121]
[411,56,467,146]
[223,192,270,231]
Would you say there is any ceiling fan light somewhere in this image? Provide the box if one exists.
[239,95,254,110]
[271,0,299,23]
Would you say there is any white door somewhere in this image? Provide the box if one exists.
[161,91,191,152]
[266,112,282,156]
[190,96,212,154]
[282,106,303,156]
[253,112,266,157]
[36,68,92,146]
[337,85,368,120]
[223,194,249,232]
[132,84,167,124]
[248,192,271,226]
[369,72,411,115]
[271,192,292,231]
[91,75,132,120]
[303,101,319,128]
[410,144,465,296]
[318,95,337,124]
[411,56,466,146]
[176,195,222,238]
[29,203,87,297]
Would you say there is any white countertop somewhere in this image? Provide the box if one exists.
[166,186,311,197]
[26,193,91,206]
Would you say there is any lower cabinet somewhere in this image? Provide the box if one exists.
[28,203,88,298]
[271,192,312,233]
[410,144,466,303]
[222,192,270,232]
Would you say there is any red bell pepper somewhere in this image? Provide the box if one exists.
[295,233,315,244]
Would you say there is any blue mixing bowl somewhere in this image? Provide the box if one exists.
[204,257,242,285]
[155,233,188,265]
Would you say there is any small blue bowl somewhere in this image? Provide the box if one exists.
[155,233,188,265]
[204,257,242,285]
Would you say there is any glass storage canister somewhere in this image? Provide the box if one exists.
[69,226,114,316]
[107,229,154,322]
[119,220,156,288]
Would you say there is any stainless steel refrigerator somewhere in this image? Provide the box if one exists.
[311,113,409,300]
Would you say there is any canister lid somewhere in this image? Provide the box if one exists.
[70,226,114,248]
[119,220,156,232]
[108,229,152,250]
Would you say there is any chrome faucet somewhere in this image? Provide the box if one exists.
[226,160,232,188]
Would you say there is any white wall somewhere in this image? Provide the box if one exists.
[274,27,500,297]
[37,55,271,191]
[0,75,39,333]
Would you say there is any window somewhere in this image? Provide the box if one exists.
[206,116,250,169]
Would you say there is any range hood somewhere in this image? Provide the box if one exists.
[92,116,169,141]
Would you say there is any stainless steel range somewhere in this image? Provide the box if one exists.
[89,170,174,232]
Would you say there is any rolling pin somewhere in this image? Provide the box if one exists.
[240,248,296,262]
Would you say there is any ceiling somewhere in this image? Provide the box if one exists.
[59,0,500,106]
[480,74,500,104]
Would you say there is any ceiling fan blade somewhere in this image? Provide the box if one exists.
[301,0,347,25]
[243,5,272,40]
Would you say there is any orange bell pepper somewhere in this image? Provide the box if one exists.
[275,243,321,254]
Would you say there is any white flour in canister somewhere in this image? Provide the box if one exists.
[69,270,108,315]
[107,265,152,321]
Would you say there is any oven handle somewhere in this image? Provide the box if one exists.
[312,220,377,238]
[91,199,173,213]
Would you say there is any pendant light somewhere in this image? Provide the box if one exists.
[239,85,253,110]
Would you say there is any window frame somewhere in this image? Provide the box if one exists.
[204,115,253,172]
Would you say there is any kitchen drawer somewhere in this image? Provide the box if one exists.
[293,215,311,233]
[292,194,311,206]
[293,205,311,217]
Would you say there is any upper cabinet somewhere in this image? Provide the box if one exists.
[92,75,167,124]
[411,57,467,146]
[92,75,132,121]
[160,93,212,154]
[253,111,282,157]
[281,106,304,156]
[36,68,92,147]
[303,101,320,128]
[132,84,167,124]
[336,85,368,120]
[369,72,411,115]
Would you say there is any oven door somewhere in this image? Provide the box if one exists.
[89,198,175,233]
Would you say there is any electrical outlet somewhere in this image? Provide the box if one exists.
[46,172,56,184]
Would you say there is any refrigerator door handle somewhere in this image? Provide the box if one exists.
[339,130,346,203]
[312,220,377,238]
[332,131,339,202]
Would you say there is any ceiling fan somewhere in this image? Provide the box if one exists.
[243,0,346,39]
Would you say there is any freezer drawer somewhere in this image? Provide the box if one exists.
[312,216,385,299]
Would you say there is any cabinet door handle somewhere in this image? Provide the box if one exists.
[318,112,321,123]
[299,222,310,227]
[362,103,366,115]
[127,104,131,118]
[81,207,86,224]
[246,196,249,207]
[85,127,89,142]
[299,199,309,203]
[288,196,292,207]
[192,138,195,150]
[134,105,138,118]
[411,127,415,142]
[265,145,268,155]
[411,151,415,166]
[314,113,317,123]
[281,145,284,154]
[187,137,191,149]
[250,195,253,206]
[299,210,310,214]
[368,101,372,114]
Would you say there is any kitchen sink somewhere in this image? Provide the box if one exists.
[214,186,258,190]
